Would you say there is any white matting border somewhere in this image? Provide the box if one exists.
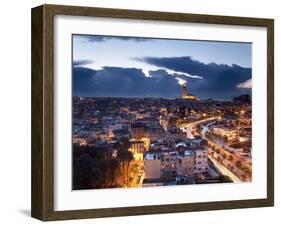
[54,15,267,211]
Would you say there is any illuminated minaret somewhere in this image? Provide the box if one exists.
[182,83,187,98]
[181,82,198,100]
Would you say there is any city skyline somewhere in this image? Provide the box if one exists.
[73,96,252,189]
[73,34,252,100]
[72,34,252,190]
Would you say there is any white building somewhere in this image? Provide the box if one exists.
[162,151,179,178]
[178,150,194,177]
[193,147,208,174]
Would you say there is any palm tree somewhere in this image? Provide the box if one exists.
[215,148,221,155]
[235,160,242,169]
[228,155,234,162]
[116,137,134,185]
[108,159,120,187]
[223,135,228,142]
[241,167,250,175]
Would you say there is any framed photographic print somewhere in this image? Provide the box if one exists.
[31,4,274,221]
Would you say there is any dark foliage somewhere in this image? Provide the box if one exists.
[72,145,120,190]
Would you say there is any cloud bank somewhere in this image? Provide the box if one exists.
[237,79,252,88]
[73,59,94,67]
[73,56,252,100]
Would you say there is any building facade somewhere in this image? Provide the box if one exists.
[129,141,145,161]
[144,153,162,179]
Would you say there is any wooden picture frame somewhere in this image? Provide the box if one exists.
[31,4,274,221]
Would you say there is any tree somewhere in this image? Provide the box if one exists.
[73,153,104,189]
[215,148,221,154]
[235,160,242,169]
[72,145,121,190]
[241,167,250,175]
[108,159,121,187]
[116,137,134,185]
[223,135,228,142]
[228,155,234,162]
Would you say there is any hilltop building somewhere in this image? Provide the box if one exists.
[181,83,198,101]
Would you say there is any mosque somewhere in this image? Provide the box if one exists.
[181,83,198,101]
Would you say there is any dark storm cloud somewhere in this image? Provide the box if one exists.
[73,67,97,96]
[73,56,251,100]
[73,59,94,67]
[134,56,252,100]
[82,35,152,43]
[73,66,181,98]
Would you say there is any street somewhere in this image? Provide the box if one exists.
[179,118,244,183]
[208,155,242,182]
[179,117,217,139]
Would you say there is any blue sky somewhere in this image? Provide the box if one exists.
[72,34,252,100]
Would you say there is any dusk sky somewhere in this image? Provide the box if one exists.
[72,34,252,100]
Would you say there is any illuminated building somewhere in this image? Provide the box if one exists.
[178,150,194,177]
[144,153,161,179]
[131,123,145,139]
[181,83,198,100]
[162,152,179,178]
[193,147,208,174]
[129,141,145,161]
[212,127,237,141]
